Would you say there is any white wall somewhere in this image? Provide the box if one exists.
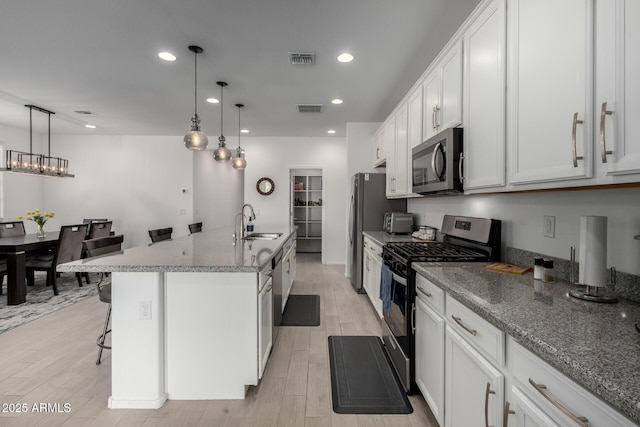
[0,123,46,222]
[242,137,347,265]
[40,134,195,248]
[193,149,244,231]
[408,187,640,276]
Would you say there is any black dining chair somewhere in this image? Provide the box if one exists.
[188,222,203,235]
[88,221,113,239]
[25,224,89,295]
[148,227,173,244]
[0,221,26,295]
[83,234,124,365]
[0,221,26,237]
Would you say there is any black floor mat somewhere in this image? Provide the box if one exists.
[280,294,320,326]
[328,335,413,414]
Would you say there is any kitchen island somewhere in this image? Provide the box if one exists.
[58,226,296,409]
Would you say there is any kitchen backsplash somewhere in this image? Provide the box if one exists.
[507,247,640,304]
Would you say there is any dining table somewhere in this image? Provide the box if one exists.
[0,232,60,305]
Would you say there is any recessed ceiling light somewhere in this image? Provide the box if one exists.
[327,130,336,134]
[241,129,250,134]
[337,53,354,63]
[158,51,177,61]
[207,97,220,104]
[84,124,96,129]
[331,98,343,105]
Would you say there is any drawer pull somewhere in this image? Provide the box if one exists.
[417,286,432,298]
[451,315,477,336]
[485,382,495,427]
[528,378,589,427]
[411,303,416,334]
[503,401,515,427]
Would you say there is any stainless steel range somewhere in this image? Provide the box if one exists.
[381,215,502,393]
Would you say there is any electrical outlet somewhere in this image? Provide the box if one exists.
[139,300,152,320]
[543,215,555,238]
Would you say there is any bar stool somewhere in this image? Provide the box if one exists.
[82,235,124,365]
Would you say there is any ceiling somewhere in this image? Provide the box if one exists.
[0,0,480,138]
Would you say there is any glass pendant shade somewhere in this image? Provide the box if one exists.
[231,103,247,170]
[214,81,231,162]
[184,114,208,150]
[184,45,208,151]
[232,148,246,170]
[213,135,232,161]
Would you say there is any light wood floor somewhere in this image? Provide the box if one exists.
[0,253,438,426]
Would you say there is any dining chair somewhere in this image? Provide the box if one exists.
[0,221,26,295]
[25,224,89,295]
[0,221,26,237]
[88,221,113,239]
[82,218,108,225]
[83,234,124,365]
[148,227,173,244]
[188,222,203,235]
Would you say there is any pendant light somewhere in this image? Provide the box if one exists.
[232,104,247,170]
[213,81,232,162]
[183,45,209,151]
[1,105,73,177]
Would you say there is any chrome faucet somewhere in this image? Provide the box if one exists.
[239,203,256,238]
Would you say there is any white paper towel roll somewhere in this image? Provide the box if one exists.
[579,216,607,287]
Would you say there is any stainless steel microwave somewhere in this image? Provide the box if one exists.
[411,127,463,195]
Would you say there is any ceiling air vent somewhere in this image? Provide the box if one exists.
[296,104,323,113]
[289,52,315,65]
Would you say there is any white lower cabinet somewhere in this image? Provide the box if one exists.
[507,386,560,427]
[258,276,273,379]
[506,338,637,427]
[362,237,383,317]
[415,293,445,426]
[445,326,505,427]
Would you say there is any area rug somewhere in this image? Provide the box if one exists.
[280,294,320,326]
[328,335,413,414]
[0,272,102,334]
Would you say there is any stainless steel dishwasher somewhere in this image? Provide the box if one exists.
[271,248,283,340]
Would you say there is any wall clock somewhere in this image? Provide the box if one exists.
[256,177,275,195]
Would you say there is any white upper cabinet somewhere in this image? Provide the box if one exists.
[383,117,396,197]
[373,127,386,167]
[462,0,506,191]
[423,41,463,142]
[406,86,423,197]
[595,0,640,178]
[507,0,593,186]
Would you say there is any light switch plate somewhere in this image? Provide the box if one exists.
[543,215,555,238]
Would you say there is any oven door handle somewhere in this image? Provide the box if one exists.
[392,272,407,286]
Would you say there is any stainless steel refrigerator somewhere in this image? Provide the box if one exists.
[349,173,406,292]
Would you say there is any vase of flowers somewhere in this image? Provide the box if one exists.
[17,209,55,238]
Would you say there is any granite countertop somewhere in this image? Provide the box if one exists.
[57,226,297,273]
[413,262,640,424]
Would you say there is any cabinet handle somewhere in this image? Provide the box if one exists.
[572,112,584,167]
[433,105,441,130]
[376,146,380,160]
[432,106,437,130]
[485,382,496,427]
[417,286,432,298]
[451,315,477,336]
[411,303,416,334]
[503,401,515,427]
[459,151,465,184]
[528,378,589,426]
[599,101,614,163]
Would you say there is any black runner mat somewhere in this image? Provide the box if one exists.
[328,335,413,414]
[280,294,320,326]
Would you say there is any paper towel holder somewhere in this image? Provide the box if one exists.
[568,246,618,303]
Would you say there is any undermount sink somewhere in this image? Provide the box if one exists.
[242,232,283,240]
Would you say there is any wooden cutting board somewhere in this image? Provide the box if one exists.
[485,263,531,275]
